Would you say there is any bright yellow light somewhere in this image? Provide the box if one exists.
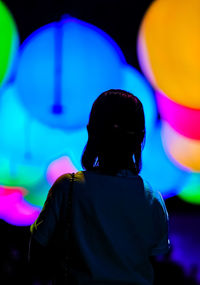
[137,0,200,109]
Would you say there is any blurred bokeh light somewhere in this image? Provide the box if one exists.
[0,1,19,87]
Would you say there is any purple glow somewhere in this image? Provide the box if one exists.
[46,156,77,185]
[169,213,200,282]
[156,90,200,140]
[0,186,40,226]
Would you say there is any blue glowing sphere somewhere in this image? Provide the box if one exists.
[140,122,189,198]
[0,85,87,168]
[120,64,157,138]
[16,17,125,130]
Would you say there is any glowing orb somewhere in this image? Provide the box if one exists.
[24,178,50,207]
[156,90,200,140]
[0,154,45,188]
[178,174,200,205]
[140,122,188,197]
[161,122,200,172]
[121,65,157,138]
[0,185,40,226]
[137,0,200,108]
[46,156,77,185]
[0,85,87,167]
[16,17,125,130]
[0,1,19,86]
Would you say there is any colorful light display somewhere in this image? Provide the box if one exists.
[0,154,45,188]
[138,0,200,205]
[0,186,40,226]
[0,85,87,167]
[2,5,200,225]
[161,122,200,172]
[0,1,19,86]
[137,0,200,109]
[47,156,77,185]
[178,174,200,204]
[140,122,188,197]
[16,17,125,130]
[156,90,200,140]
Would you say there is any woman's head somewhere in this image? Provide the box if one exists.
[81,89,145,174]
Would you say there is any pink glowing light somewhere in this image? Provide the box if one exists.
[0,186,41,226]
[46,156,77,185]
[156,90,200,140]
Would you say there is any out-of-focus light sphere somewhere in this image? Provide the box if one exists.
[0,1,19,87]
[141,122,188,198]
[46,156,78,185]
[161,122,200,172]
[178,173,200,205]
[16,17,126,131]
[137,0,200,109]
[0,185,40,226]
[0,85,87,167]
[156,90,200,140]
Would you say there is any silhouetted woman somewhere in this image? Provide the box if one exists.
[29,89,170,285]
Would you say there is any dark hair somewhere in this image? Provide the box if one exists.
[81,89,145,174]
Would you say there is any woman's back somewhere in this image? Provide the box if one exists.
[31,169,169,285]
[30,90,170,284]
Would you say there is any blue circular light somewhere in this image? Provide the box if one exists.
[16,17,125,130]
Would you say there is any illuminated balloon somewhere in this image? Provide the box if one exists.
[0,154,45,188]
[178,174,200,205]
[0,1,19,86]
[24,177,50,207]
[0,185,40,226]
[161,122,200,172]
[46,156,77,185]
[121,65,157,138]
[140,122,188,197]
[0,85,87,167]
[156,90,200,140]
[137,0,200,108]
[16,17,125,130]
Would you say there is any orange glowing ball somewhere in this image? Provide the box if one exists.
[137,0,200,108]
[161,122,200,172]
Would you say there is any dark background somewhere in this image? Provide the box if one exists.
[1,0,200,284]
[4,0,152,69]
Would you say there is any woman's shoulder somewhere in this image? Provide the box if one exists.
[53,171,87,186]
[139,176,165,206]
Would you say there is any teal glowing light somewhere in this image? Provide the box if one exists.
[141,122,189,198]
[0,85,87,206]
[0,154,45,189]
[0,85,87,167]
[16,17,125,130]
[0,1,19,86]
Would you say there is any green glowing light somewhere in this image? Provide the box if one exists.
[0,1,19,86]
[178,174,200,205]
[0,155,45,188]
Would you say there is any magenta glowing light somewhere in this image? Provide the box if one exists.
[156,90,200,140]
[0,185,41,226]
[46,156,77,185]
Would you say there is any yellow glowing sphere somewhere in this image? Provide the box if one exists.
[137,0,200,108]
[161,122,200,172]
